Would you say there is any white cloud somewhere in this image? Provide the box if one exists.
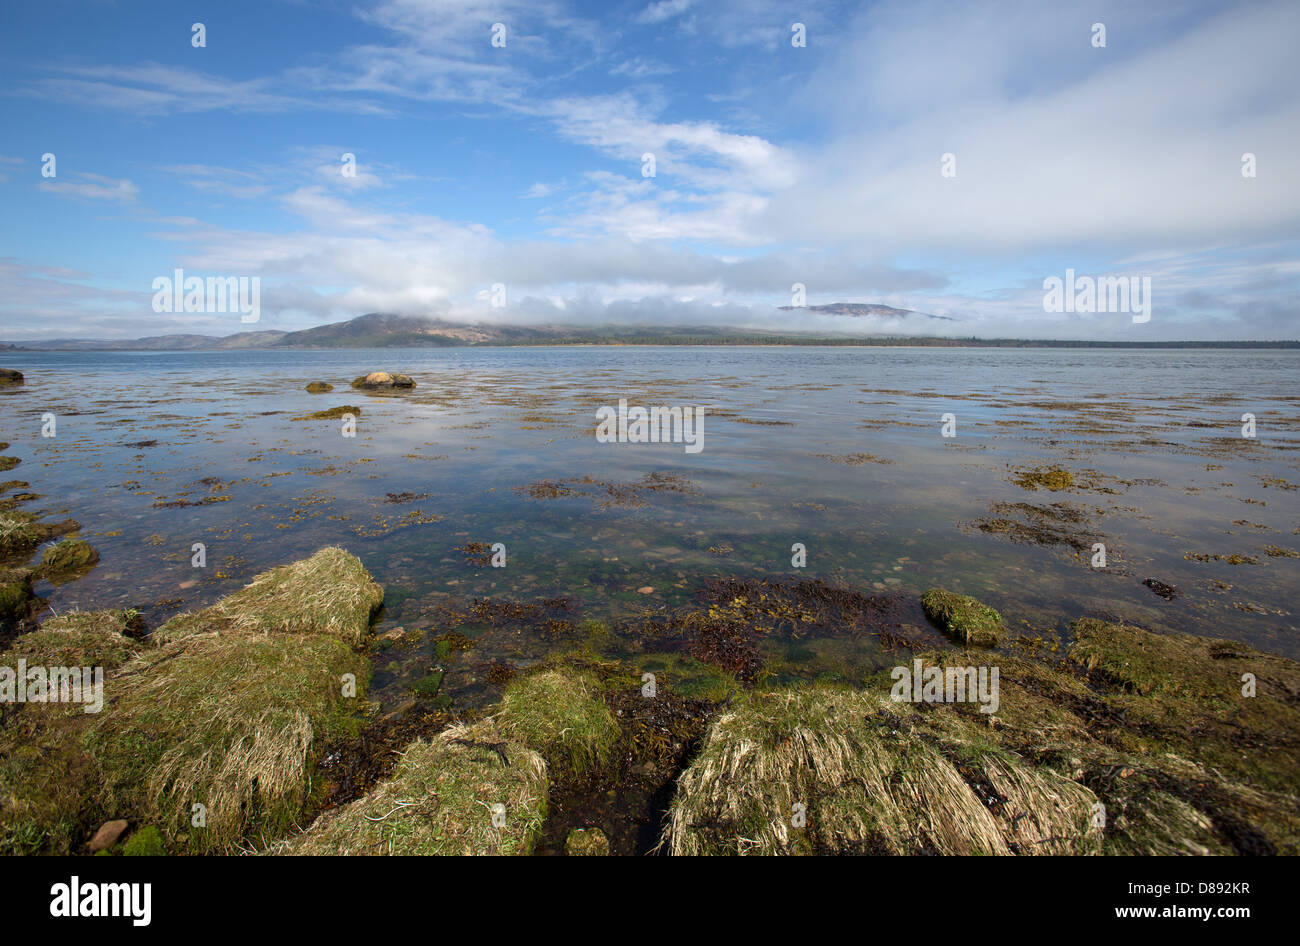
[635,0,695,25]
[39,172,139,203]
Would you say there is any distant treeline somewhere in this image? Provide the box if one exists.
[473,335,1300,349]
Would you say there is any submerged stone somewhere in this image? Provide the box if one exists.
[565,826,610,856]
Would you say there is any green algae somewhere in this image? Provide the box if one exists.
[292,405,361,421]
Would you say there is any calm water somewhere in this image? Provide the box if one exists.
[2,347,1297,708]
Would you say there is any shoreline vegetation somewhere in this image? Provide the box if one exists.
[2,542,1296,856]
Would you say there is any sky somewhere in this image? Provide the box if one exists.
[0,0,1297,341]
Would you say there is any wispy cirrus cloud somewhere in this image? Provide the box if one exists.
[39,171,138,203]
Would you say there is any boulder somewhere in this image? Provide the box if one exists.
[88,819,129,852]
[350,371,416,391]
[0,369,22,386]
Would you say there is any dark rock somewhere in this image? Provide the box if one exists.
[1142,578,1178,600]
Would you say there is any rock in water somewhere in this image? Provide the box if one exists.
[351,371,416,390]
[0,369,22,386]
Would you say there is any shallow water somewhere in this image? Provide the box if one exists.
[2,346,1296,710]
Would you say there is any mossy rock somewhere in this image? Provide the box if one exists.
[1069,618,1300,794]
[495,669,619,778]
[666,684,1101,855]
[0,567,40,625]
[0,369,22,386]
[39,538,100,581]
[921,589,1003,646]
[154,546,382,648]
[0,457,18,474]
[0,609,147,855]
[887,636,1300,854]
[2,551,381,855]
[122,825,166,856]
[84,622,371,853]
[275,722,547,855]
[3,609,144,673]
[304,381,333,394]
[564,827,610,856]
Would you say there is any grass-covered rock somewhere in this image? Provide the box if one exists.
[496,669,619,778]
[2,609,143,674]
[921,588,1003,646]
[0,548,382,855]
[304,381,333,393]
[1068,618,1300,794]
[86,630,371,852]
[0,609,146,854]
[0,510,44,558]
[665,619,1300,856]
[276,721,547,855]
[666,684,1099,855]
[0,567,39,626]
[154,546,382,647]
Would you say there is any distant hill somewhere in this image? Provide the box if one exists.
[3,311,787,350]
[3,309,1296,350]
[776,302,953,321]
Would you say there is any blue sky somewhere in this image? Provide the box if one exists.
[1,0,1297,340]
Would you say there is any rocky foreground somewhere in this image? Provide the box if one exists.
[1,548,1296,856]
